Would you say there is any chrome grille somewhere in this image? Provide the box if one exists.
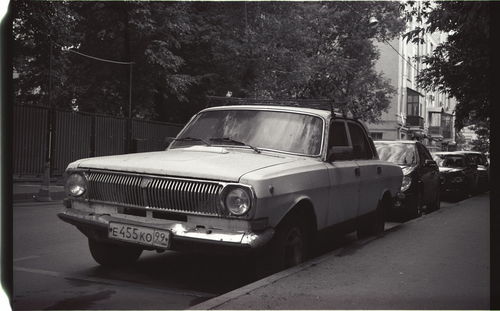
[87,171,224,216]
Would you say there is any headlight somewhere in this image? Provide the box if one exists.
[224,187,252,216]
[451,176,464,183]
[65,173,87,197]
[401,175,412,192]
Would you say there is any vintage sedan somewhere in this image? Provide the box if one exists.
[58,104,402,271]
[374,140,440,219]
[432,152,478,200]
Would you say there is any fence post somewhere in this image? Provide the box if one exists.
[34,107,54,201]
[90,114,96,157]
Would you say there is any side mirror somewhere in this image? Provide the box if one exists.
[164,137,175,149]
[328,146,353,162]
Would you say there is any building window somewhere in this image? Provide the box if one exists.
[430,112,441,127]
[407,89,420,116]
[370,132,383,140]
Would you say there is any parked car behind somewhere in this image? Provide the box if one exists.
[58,104,403,273]
[374,140,440,219]
[432,152,479,201]
[455,151,489,192]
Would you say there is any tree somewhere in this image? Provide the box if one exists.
[470,122,489,153]
[184,1,405,122]
[13,1,405,123]
[403,1,490,131]
[12,0,83,108]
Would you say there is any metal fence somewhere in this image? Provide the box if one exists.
[13,105,184,179]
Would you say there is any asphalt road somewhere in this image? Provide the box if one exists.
[12,198,464,310]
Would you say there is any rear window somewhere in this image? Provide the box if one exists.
[375,143,417,166]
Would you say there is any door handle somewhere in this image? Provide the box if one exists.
[354,167,360,177]
[377,166,382,175]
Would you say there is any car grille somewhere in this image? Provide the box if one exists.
[86,171,225,216]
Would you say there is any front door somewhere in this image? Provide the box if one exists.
[346,121,381,217]
[325,120,359,225]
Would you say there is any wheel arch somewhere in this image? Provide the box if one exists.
[278,197,318,237]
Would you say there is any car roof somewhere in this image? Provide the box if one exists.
[201,105,338,119]
[455,150,483,155]
[433,152,465,156]
[374,140,417,144]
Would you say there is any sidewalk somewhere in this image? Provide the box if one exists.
[13,183,66,201]
[191,193,490,310]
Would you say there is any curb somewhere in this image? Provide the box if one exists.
[13,192,66,202]
[188,195,476,310]
[189,233,381,310]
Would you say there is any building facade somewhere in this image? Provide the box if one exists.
[367,12,456,152]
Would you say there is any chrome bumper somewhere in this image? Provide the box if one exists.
[58,208,274,250]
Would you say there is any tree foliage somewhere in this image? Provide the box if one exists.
[12,1,405,123]
[403,1,490,131]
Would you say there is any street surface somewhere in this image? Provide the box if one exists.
[12,195,488,310]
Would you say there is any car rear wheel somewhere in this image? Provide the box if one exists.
[88,238,143,266]
[357,200,386,239]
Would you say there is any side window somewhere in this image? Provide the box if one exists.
[329,121,348,147]
[347,122,373,160]
[327,121,353,161]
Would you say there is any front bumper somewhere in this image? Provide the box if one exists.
[58,207,274,252]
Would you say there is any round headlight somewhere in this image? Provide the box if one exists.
[65,173,87,197]
[225,187,251,216]
[401,175,412,192]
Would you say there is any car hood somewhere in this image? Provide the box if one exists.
[438,167,464,174]
[68,145,300,182]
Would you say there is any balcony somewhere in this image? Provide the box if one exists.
[405,115,424,128]
[443,128,452,139]
[428,126,443,137]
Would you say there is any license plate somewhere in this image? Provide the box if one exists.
[108,223,171,249]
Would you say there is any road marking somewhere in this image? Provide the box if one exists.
[13,266,213,299]
[14,255,41,262]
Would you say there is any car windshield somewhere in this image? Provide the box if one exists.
[170,109,324,156]
[375,143,417,166]
[432,154,466,168]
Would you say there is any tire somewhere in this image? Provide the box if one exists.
[357,200,386,239]
[427,190,440,212]
[269,214,310,271]
[407,192,424,219]
[88,238,143,267]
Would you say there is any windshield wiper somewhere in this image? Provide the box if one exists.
[173,136,211,146]
[209,137,261,154]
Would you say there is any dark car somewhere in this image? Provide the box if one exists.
[375,140,440,219]
[455,151,489,192]
[432,152,479,201]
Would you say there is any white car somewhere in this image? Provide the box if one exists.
[58,105,402,271]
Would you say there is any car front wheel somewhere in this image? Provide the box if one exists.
[427,190,440,212]
[271,213,310,271]
[88,238,143,267]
